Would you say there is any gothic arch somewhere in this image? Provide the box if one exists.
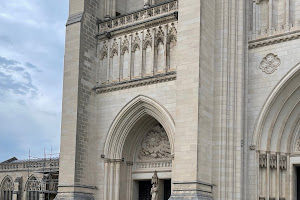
[252,62,300,153]
[104,95,175,159]
[0,175,14,200]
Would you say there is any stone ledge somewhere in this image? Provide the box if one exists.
[94,71,176,94]
[54,192,95,200]
[249,29,300,49]
[169,191,213,200]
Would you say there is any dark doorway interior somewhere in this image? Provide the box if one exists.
[298,167,300,200]
[164,179,171,200]
[139,180,152,200]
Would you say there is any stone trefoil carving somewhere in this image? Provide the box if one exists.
[155,26,165,46]
[167,23,177,43]
[132,33,141,52]
[259,53,281,74]
[259,154,267,168]
[138,125,171,161]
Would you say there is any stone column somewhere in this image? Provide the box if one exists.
[126,161,133,200]
[114,160,122,200]
[104,159,110,200]
[269,0,273,33]
[109,161,115,200]
[55,0,99,199]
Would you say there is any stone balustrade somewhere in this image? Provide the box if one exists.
[0,158,59,172]
[99,0,178,33]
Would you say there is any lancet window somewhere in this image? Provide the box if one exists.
[1,176,13,200]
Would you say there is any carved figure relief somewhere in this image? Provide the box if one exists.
[259,154,267,168]
[137,125,171,161]
[259,53,281,74]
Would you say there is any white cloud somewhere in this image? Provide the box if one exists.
[0,0,68,161]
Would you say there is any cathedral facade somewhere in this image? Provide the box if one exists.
[55,0,300,200]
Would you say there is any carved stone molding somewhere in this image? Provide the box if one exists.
[137,125,171,161]
[110,40,119,57]
[95,71,176,94]
[296,137,300,152]
[269,155,277,169]
[259,154,267,168]
[100,42,108,60]
[249,29,300,49]
[167,23,177,43]
[155,26,165,46]
[143,29,153,49]
[2,177,14,191]
[120,36,129,55]
[279,156,287,170]
[132,33,141,52]
[259,53,281,74]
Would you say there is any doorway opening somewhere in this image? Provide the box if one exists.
[137,179,171,200]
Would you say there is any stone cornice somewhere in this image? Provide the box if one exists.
[249,29,300,49]
[94,71,176,94]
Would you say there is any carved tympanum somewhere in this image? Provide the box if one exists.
[259,53,281,74]
[138,125,171,161]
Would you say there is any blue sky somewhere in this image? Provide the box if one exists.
[0,1,68,161]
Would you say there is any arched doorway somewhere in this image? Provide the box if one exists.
[0,176,13,200]
[252,63,300,200]
[103,95,175,200]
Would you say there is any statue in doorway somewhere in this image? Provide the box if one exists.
[150,171,159,200]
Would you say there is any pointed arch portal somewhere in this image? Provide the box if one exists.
[103,95,175,200]
[252,63,300,200]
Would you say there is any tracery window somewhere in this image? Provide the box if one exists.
[26,176,40,200]
[0,176,13,200]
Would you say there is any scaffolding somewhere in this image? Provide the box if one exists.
[26,148,59,200]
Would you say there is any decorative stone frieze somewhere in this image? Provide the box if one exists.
[259,53,281,74]
[269,155,277,169]
[259,154,267,168]
[279,156,287,170]
[95,71,176,94]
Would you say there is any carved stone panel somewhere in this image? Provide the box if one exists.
[279,156,287,170]
[296,137,300,152]
[259,53,281,74]
[269,155,277,169]
[259,154,267,168]
[137,125,171,161]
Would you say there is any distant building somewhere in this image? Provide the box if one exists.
[0,157,59,200]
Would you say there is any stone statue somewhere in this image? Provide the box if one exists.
[150,171,159,200]
[150,184,158,200]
